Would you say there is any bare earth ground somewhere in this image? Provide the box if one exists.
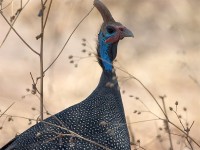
[0,0,200,149]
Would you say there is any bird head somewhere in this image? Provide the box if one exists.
[94,0,133,71]
[94,0,133,44]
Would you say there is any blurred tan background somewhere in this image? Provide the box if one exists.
[0,0,200,149]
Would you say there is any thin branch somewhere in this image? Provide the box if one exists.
[170,132,184,138]
[189,121,194,131]
[171,106,195,149]
[39,0,45,121]
[43,0,48,5]
[43,0,53,30]
[189,75,200,88]
[43,6,94,74]
[0,102,15,118]
[43,132,62,144]
[0,0,13,11]
[30,72,41,95]
[0,12,40,55]
[0,0,30,48]
[168,120,200,148]
[127,74,167,118]
[21,0,23,9]
[0,113,36,122]
[42,120,111,150]
[173,110,186,130]
[136,97,161,119]
[186,121,194,150]
[186,137,194,150]
[128,118,161,125]
[139,146,146,150]
[161,97,174,150]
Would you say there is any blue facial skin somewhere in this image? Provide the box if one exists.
[98,31,115,71]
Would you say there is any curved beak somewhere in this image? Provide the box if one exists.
[121,27,134,38]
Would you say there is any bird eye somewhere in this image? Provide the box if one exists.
[106,26,115,34]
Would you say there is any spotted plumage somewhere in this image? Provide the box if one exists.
[1,0,133,149]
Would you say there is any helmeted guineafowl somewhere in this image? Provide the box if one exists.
[1,0,133,149]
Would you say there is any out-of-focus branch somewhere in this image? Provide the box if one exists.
[161,97,174,150]
[0,0,13,11]
[0,103,15,118]
[189,75,200,88]
[43,6,95,74]
[43,0,53,30]
[0,12,40,56]
[0,0,30,48]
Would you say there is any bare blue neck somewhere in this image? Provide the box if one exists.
[97,31,114,72]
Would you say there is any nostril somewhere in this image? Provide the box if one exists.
[119,27,125,32]
[119,28,124,31]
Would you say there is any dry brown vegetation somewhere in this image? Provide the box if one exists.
[0,0,200,149]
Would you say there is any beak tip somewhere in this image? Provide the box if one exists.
[128,33,134,38]
[130,31,134,38]
[130,33,134,38]
[123,28,134,38]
